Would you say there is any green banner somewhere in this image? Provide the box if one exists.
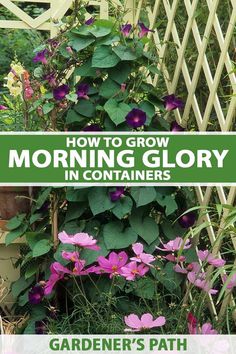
[0,132,235,185]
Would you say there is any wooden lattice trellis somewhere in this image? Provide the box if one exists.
[0,0,236,323]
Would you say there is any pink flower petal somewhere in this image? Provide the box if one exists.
[140,254,155,265]
[201,323,218,334]
[192,262,201,273]
[141,313,154,327]
[174,264,188,274]
[187,271,197,284]
[109,252,119,265]
[124,314,142,329]
[198,250,209,261]
[132,243,144,255]
[164,254,176,262]
[97,256,112,269]
[117,251,129,266]
[58,231,72,244]
[152,316,166,328]
[209,259,226,268]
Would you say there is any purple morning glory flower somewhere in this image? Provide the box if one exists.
[29,285,44,305]
[178,212,196,229]
[163,94,184,111]
[35,321,47,335]
[125,108,147,128]
[33,49,49,65]
[76,83,90,99]
[0,105,8,110]
[171,121,185,132]
[138,22,154,38]
[109,187,125,202]
[83,124,102,131]
[121,23,132,37]
[85,17,95,25]
[53,84,70,101]
[44,72,57,87]
[47,38,59,49]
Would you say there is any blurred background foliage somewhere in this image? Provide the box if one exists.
[0,2,47,85]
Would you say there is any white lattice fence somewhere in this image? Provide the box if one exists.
[0,0,235,321]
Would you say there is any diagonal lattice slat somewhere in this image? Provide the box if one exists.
[0,0,235,324]
[0,0,73,36]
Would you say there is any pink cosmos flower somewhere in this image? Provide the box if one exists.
[44,262,71,295]
[61,251,87,270]
[187,271,218,295]
[121,261,149,281]
[164,254,186,263]
[156,237,191,252]
[201,323,218,334]
[58,231,100,251]
[222,273,236,289]
[130,243,155,266]
[96,251,128,278]
[198,250,226,268]
[62,251,80,262]
[71,260,88,276]
[174,261,200,275]
[124,313,166,332]
[188,313,217,334]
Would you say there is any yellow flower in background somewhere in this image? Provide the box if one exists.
[40,86,47,95]
[4,60,25,97]
[8,84,23,97]
[11,62,25,76]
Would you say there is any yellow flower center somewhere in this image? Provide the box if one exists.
[132,269,138,275]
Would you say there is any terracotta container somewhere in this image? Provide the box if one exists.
[0,187,31,221]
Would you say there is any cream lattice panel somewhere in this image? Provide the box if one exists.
[0,1,235,130]
[0,0,74,37]
[0,0,235,323]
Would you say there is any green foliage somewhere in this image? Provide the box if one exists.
[5,224,28,246]
[88,187,114,215]
[92,46,120,68]
[129,207,159,245]
[32,239,52,257]
[131,187,156,207]
[104,99,131,125]
[0,29,43,83]
[103,221,138,249]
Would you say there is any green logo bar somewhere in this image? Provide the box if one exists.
[0,132,235,185]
